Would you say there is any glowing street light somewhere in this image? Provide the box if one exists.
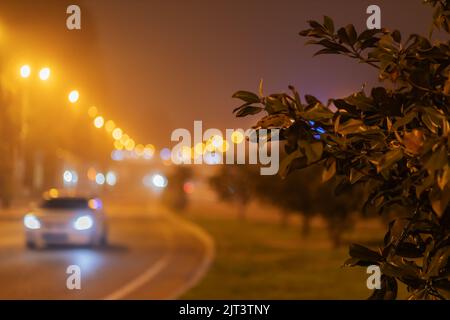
[39,67,51,81]
[114,140,124,150]
[94,116,105,129]
[231,130,244,144]
[105,120,116,133]
[68,90,79,103]
[112,128,123,140]
[125,138,135,151]
[95,173,106,185]
[106,171,117,186]
[20,65,31,78]
[88,106,98,118]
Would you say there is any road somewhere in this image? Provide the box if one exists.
[0,207,214,299]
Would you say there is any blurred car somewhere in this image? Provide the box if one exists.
[24,196,108,249]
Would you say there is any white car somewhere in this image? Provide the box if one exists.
[24,197,108,249]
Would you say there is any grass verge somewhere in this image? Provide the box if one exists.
[182,215,407,299]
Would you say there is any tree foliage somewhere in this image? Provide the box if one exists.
[209,164,257,219]
[163,166,193,212]
[232,1,450,299]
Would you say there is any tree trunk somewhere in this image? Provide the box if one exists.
[237,201,247,220]
[280,212,290,228]
[301,215,311,238]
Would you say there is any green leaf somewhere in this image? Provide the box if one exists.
[278,150,303,179]
[336,119,367,135]
[323,16,334,34]
[322,158,336,182]
[345,24,358,46]
[395,243,424,258]
[392,30,402,43]
[429,186,450,217]
[349,168,365,184]
[424,145,447,174]
[232,91,261,104]
[427,247,450,277]
[368,275,398,300]
[300,103,334,121]
[349,243,383,262]
[235,106,263,117]
[376,149,403,173]
[299,141,323,164]
[255,114,293,129]
[337,27,350,45]
[393,111,417,130]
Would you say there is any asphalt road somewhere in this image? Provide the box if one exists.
[0,209,214,299]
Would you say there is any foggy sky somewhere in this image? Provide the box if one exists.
[0,0,436,149]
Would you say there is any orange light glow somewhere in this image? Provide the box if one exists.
[94,116,105,129]
[68,90,80,103]
[114,140,124,150]
[87,168,97,181]
[231,130,244,144]
[125,138,135,151]
[20,65,31,78]
[88,106,98,118]
[112,128,123,140]
[39,67,51,81]
[105,120,116,133]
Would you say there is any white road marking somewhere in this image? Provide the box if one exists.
[165,212,215,300]
[103,211,215,300]
[103,220,174,300]
[103,255,170,300]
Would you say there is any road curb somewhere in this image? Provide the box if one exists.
[163,211,216,300]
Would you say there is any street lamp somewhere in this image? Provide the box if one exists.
[39,67,51,81]
[68,90,79,103]
[20,65,31,78]
[94,116,104,129]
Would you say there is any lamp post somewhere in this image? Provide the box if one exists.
[19,64,52,194]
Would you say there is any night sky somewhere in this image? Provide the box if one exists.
[0,0,434,148]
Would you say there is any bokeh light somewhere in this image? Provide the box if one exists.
[20,65,31,78]
[112,128,123,140]
[160,148,171,161]
[88,106,98,118]
[95,173,106,185]
[68,90,80,103]
[94,116,105,129]
[39,67,51,81]
[105,120,116,133]
[231,130,244,144]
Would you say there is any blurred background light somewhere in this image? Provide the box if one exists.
[112,128,123,140]
[204,152,221,165]
[68,90,80,103]
[95,173,105,185]
[160,148,171,161]
[39,67,51,81]
[106,171,117,186]
[20,65,31,78]
[231,131,244,144]
[94,116,105,129]
[63,170,78,186]
[88,198,103,210]
[183,182,195,194]
[88,106,98,118]
[152,174,168,188]
[87,167,97,181]
[105,120,116,133]
[211,135,223,148]
[111,150,124,161]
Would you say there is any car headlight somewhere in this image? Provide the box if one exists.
[73,215,94,231]
[24,214,41,230]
